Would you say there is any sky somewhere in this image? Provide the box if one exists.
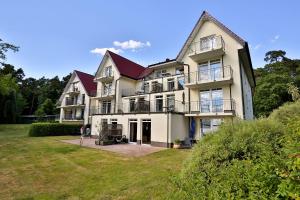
[1,0,300,79]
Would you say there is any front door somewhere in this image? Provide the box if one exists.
[129,122,137,143]
[142,120,151,144]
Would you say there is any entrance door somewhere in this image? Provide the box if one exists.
[129,122,137,143]
[142,120,151,144]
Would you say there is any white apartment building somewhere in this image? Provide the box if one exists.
[58,70,96,125]
[60,11,255,147]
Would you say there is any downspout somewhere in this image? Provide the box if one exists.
[177,61,191,140]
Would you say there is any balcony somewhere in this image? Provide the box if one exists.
[185,99,235,117]
[188,35,225,62]
[62,114,84,122]
[95,71,114,83]
[91,89,115,100]
[90,99,185,115]
[66,87,80,96]
[122,80,185,97]
[185,66,233,89]
[63,98,85,108]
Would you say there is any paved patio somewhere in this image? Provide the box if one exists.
[61,138,166,157]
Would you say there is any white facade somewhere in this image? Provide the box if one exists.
[59,11,255,147]
[58,71,93,125]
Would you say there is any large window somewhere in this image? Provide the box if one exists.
[177,77,185,90]
[167,94,175,111]
[198,60,222,81]
[201,118,222,136]
[167,79,175,91]
[200,35,218,51]
[101,101,111,114]
[103,66,112,77]
[103,83,112,95]
[155,95,163,112]
[200,89,223,113]
[129,99,135,112]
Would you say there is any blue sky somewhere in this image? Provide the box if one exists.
[1,0,300,78]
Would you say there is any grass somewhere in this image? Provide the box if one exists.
[0,124,190,200]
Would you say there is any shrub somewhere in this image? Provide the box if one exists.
[269,101,300,125]
[28,123,81,137]
[174,102,300,199]
[174,119,288,199]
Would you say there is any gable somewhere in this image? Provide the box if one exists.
[177,11,246,61]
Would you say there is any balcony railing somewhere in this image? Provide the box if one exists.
[90,99,185,115]
[63,114,84,120]
[188,35,224,55]
[96,71,114,82]
[185,66,232,84]
[186,99,235,114]
[65,98,85,106]
[90,89,115,98]
[122,82,184,97]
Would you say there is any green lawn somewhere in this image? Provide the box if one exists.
[0,124,190,200]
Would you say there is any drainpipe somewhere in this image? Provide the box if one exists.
[114,78,120,113]
[177,61,191,143]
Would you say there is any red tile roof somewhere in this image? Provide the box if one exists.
[74,70,97,96]
[108,50,146,80]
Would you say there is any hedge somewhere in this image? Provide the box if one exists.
[28,123,82,137]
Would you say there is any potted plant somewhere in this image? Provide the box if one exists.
[173,139,181,149]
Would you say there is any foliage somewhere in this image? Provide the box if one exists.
[0,38,19,62]
[287,83,300,101]
[174,139,181,144]
[28,123,81,136]
[35,98,55,117]
[174,102,300,199]
[0,74,25,123]
[253,50,300,117]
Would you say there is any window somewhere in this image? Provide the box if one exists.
[167,79,175,91]
[104,66,112,77]
[177,77,185,90]
[101,101,111,114]
[151,81,162,92]
[129,99,135,112]
[155,69,166,78]
[167,95,175,111]
[111,118,118,129]
[200,89,223,113]
[175,67,184,75]
[103,83,112,95]
[200,35,217,51]
[198,60,222,81]
[81,94,85,105]
[201,118,222,136]
[155,95,163,112]
[80,109,84,119]
[143,82,149,93]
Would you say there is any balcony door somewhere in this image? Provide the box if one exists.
[200,89,223,113]
[198,60,222,81]
[200,35,217,51]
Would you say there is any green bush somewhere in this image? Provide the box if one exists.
[174,101,300,200]
[28,123,81,137]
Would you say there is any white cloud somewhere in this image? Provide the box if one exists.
[254,44,262,50]
[90,47,123,55]
[271,35,280,43]
[113,40,151,50]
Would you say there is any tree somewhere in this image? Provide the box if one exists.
[0,38,19,62]
[264,50,286,63]
[35,98,55,116]
[0,63,25,83]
